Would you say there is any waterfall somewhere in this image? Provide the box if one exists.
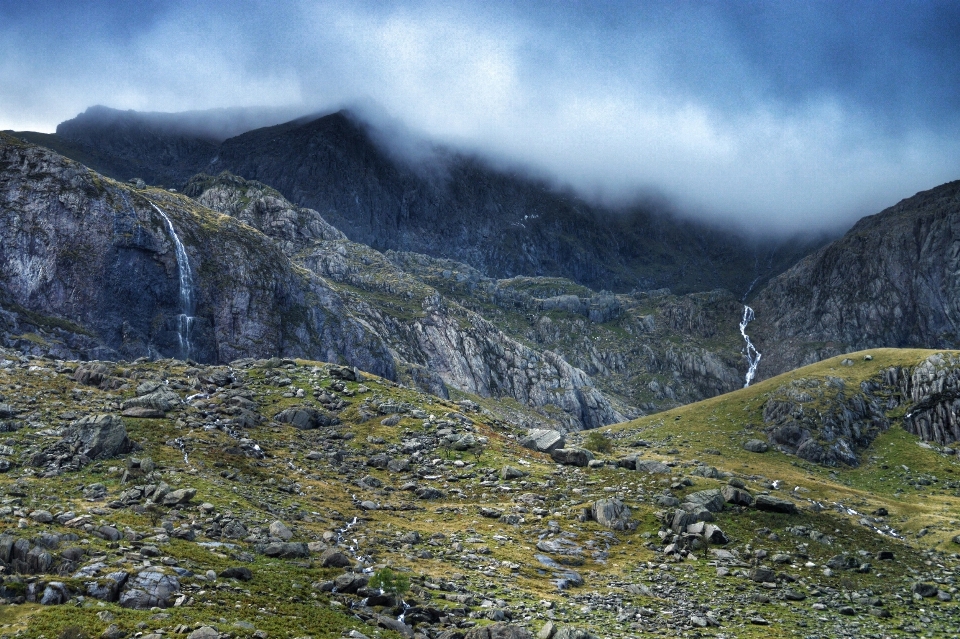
[739,305,761,387]
[151,203,197,360]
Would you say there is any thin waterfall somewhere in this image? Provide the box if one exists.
[151,203,197,360]
[739,305,761,387]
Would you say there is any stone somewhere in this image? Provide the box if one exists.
[634,459,671,474]
[684,489,725,513]
[376,615,414,639]
[754,495,799,514]
[29,509,53,523]
[550,448,593,467]
[121,388,180,412]
[744,439,769,453]
[721,484,754,506]
[119,570,180,609]
[537,621,556,639]
[220,567,253,581]
[162,488,196,506]
[40,581,70,605]
[464,623,533,639]
[269,520,293,541]
[552,628,595,639]
[750,567,776,583]
[274,406,339,430]
[501,465,526,480]
[592,498,635,530]
[31,414,132,468]
[387,458,411,472]
[911,582,938,598]
[187,627,220,639]
[519,429,565,453]
[260,542,309,558]
[319,549,352,568]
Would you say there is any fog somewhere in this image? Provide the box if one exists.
[2,0,960,235]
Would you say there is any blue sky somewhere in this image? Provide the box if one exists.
[2,0,959,234]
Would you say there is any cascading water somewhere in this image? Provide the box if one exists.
[739,305,761,387]
[151,203,197,360]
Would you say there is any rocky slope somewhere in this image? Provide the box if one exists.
[752,180,960,377]
[0,347,957,639]
[11,106,827,297]
[0,136,623,432]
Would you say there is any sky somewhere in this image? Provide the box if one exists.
[2,0,960,235]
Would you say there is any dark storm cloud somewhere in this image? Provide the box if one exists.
[2,0,959,234]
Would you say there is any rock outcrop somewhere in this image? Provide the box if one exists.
[753,180,960,377]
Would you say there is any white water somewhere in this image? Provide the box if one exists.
[151,203,197,360]
[739,305,762,387]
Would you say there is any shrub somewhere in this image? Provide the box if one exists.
[583,431,613,454]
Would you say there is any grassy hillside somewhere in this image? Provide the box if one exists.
[0,348,956,638]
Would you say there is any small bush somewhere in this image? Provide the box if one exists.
[583,431,613,454]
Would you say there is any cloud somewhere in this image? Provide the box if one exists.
[2,0,959,235]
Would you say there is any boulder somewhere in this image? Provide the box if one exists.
[219,567,253,581]
[31,414,133,469]
[743,439,769,453]
[260,542,309,558]
[721,485,754,506]
[319,549,352,568]
[683,489,725,513]
[162,488,196,506]
[119,570,180,609]
[520,429,565,453]
[634,460,671,474]
[550,448,593,467]
[121,388,180,413]
[274,406,339,430]
[464,623,533,639]
[269,520,293,541]
[754,495,799,514]
[592,498,635,530]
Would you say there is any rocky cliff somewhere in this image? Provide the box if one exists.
[0,140,623,431]
[0,133,393,374]
[753,180,960,377]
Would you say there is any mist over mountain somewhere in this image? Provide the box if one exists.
[12,106,830,297]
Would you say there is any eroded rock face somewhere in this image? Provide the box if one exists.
[0,133,396,376]
[753,180,960,377]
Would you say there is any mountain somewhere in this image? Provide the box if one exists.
[0,134,627,431]
[752,180,960,377]
[0,345,956,638]
[9,106,828,297]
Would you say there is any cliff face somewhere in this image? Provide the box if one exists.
[0,142,624,431]
[753,180,960,377]
[0,133,394,377]
[184,171,626,430]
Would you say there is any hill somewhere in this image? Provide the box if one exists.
[0,347,956,638]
